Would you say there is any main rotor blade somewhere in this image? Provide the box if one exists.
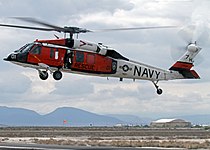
[13,17,66,32]
[93,26,179,32]
[13,17,92,34]
[0,23,56,31]
[2,17,179,34]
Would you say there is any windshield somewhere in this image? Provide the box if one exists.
[15,43,34,53]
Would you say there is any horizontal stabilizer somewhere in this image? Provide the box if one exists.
[170,62,200,79]
[169,61,193,71]
[181,70,200,79]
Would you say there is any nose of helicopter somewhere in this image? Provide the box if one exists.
[3,53,15,61]
[3,57,8,61]
[3,55,10,61]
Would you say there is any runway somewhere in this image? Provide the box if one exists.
[0,143,184,150]
[0,127,208,149]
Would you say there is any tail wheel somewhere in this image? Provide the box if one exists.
[39,71,48,80]
[152,81,163,95]
[157,88,163,95]
[53,71,62,80]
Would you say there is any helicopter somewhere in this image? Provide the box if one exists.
[1,18,201,95]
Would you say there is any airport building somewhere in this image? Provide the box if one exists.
[150,119,191,128]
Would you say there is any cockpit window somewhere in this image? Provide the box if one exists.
[30,45,41,55]
[18,43,34,53]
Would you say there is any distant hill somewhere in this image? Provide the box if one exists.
[107,114,152,125]
[0,106,41,126]
[0,106,124,126]
[0,106,210,126]
[43,107,124,126]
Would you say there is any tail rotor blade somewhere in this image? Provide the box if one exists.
[172,24,207,65]
[178,24,210,46]
[178,25,195,44]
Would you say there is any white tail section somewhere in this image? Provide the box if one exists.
[169,43,201,79]
[179,43,201,64]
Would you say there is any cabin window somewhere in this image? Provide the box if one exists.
[87,54,95,64]
[30,45,41,55]
[50,48,54,58]
[76,51,84,62]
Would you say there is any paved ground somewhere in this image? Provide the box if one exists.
[0,126,209,138]
[0,127,209,149]
[0,143,184,150]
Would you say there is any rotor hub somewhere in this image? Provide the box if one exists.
[187,43,198,52]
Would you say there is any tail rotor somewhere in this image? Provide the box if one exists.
[171,23,209,65]
[169,24,210,79]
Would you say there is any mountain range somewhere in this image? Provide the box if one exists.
[0,106,209,126]
[0,106,123,126]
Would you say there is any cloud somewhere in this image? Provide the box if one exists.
[22,70,56,95]
[0,70,31,104]
[52,74,94,96]
[0,70,31,94]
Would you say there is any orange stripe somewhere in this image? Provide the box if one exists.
[33,55,41,62]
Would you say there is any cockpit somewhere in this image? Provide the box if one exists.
[4,43,35,63]
[14,43,34,53]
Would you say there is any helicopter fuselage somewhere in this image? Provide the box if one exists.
[4,39,173,81]
[4,38,200,95]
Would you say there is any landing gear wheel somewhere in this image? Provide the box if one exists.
[39,71,48,80]
[152,81,163,95]
[53,71,62,80]
[157,88,163,95]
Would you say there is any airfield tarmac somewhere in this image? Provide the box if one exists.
[0,143,185,150]
[0,127,209,149]
[0,144,186,150]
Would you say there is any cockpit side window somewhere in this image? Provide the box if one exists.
[19,43,33,53]
[30,45,42,55]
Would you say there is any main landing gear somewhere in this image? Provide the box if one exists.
[38,69,62,81]
[39,70,48,80]
[152,81,163,95]
[53,70,62,80]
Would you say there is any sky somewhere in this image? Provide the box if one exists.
[0,0,210,118]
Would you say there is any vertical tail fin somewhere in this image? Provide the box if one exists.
[169,43,201,79]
